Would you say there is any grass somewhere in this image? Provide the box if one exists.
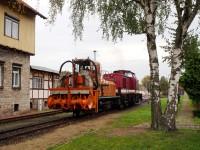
[49,97,200,150]
[193,109,200,124]
[193,117,200,124]
[50,129,200,150]
[192,106,200,124]
[112,104,151,128]
[161,97,167,112]
[112,98,168,128]
[187,96,200,124]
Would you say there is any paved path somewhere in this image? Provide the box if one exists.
[176,95,200,129]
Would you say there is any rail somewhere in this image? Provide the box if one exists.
[0,103,144,144]
[0,110,63,124]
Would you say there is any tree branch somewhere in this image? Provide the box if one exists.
[174,0,182,22]
[184,0,200,27]
[182,0,192,24]
[132,0,145,8]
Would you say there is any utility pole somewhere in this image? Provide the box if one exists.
[93,50,97,61]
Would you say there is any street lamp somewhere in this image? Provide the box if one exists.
[93,50,97,61]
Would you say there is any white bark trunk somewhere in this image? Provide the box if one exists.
[164,48,182,130]
[144,0,161,129]
[160,0,197,131]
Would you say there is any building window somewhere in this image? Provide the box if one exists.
[14,104,19,112]
[0,63,4,88]
[52,77,59,88]
[4,14,19,39]
[30,102,33,109]
[12,65,21,88]
[32,77,43,89]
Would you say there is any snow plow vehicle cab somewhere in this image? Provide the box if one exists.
[47,58,100,116]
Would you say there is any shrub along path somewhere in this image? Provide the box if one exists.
[176,95,200,129]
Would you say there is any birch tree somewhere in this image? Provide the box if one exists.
[22,0,199,131]
[6,0,199,131]
[47,0,173,129]
[162,0,200,130]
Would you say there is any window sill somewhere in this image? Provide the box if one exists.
[4,34,19,40]
[12,87,21,90]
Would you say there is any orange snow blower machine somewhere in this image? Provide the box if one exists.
[47,58,116,116]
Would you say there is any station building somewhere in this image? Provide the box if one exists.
[30,66,59,111]
[0,0,46,115]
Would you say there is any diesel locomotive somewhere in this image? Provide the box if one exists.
[47,58,142,116]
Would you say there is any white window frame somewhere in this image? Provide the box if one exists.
[12,65,21,88]
[32,77,44,89]
[53,78,59,88]
[4,14,19,40]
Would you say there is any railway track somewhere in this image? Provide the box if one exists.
[0,110,118,144]
[0,104,143,144]
[0,109,63,124]
[0,115,73,142]
[0,111,106,144]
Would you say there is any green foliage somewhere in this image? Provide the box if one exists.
[49,0,170,41]
[48,0,65,24]
[141,75,151,93]
[160,76,169,96]
[180,35,200,103]
[70,0,145,40]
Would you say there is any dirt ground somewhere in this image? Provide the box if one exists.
[108,123,149,137]
[176,95,194,125]
[0,109,135,150]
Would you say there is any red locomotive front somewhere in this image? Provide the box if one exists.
[103,70,138,90]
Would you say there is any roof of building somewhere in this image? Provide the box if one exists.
[31,65,59,74]
[0,44,34,55]
[19,0,47,19]
[0,0,47,19]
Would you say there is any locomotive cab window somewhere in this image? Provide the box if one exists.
[4,14,19,39]
[126,72,133,77]
[75,64,79,73]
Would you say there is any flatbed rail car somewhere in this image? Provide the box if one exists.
[48,58,142,116]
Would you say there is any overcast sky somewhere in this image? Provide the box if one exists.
[26,0,170,81]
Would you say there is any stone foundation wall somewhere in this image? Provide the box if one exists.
[0,48,30,115]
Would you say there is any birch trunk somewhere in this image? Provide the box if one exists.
[163,48,182,130]
[162,21,187,130]
[144,0,161,129]
[161,0,200,131]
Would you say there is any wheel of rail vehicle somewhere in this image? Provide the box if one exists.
[119,99,125,110]
[73,109,81,117]
[136,97,142,105]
